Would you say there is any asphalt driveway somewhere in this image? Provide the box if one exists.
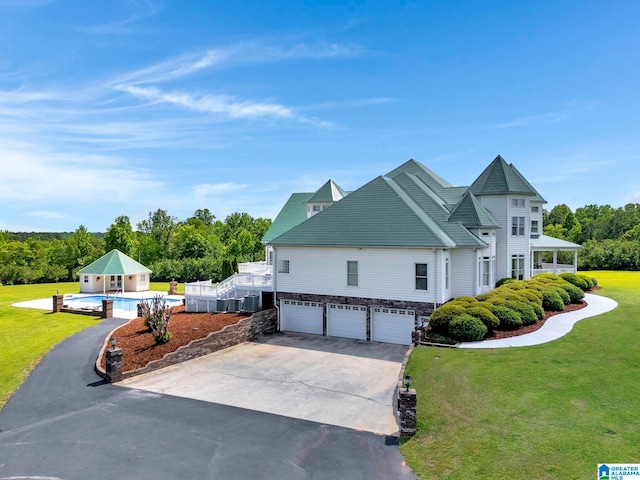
[121,332,408,435]
[0,320,415,480]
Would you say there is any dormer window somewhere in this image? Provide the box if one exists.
[511,198,525,208]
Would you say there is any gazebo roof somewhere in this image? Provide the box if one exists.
[77,249,152,276]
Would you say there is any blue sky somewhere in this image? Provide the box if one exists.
[1,0,639,232]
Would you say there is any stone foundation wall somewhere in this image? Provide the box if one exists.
[276,292,434,317]
[96,308,277,382]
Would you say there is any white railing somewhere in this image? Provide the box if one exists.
[238,261,272,276]
[184,272,273,299]
[532,263,577,275]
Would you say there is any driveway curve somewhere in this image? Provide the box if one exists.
[0,318,415,480]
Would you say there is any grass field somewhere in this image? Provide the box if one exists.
[401,271,640,479]
[0,281,182,410]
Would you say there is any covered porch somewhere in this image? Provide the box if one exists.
[530,235,582,276]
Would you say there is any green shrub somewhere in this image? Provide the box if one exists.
[493,306,523,330]
[495,277,515,288]
[504,280,528,290]
[542,288,565,311]
[518,288,543,303]
[578,273,597,289]
[475,292,496,302]
[506,300,537,326]
[429,305,466,334]
[475,301,496,313]
[466,306,500,330]
[549,285,571,305]
[533,273,561,283]
[139,294,172,345]
[530,302,544,320]
[560,282,585,303]
[486,296,508,306]
[559,272,589,290]
[526,281,548,292]
[453,296,478,304]
[448,314,488,341]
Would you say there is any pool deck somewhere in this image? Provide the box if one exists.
[13,291,184,319]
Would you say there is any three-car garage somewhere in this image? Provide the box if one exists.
[279,300,417,345]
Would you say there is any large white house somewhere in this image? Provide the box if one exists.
[259,156,581,345]
[184,155,581,344]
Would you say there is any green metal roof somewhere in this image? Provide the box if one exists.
[448,191,501,228]
[306,179,347,204]
[469,155,538,196]
[269,176,486,248]
[386,159,466,205]
[262,192,312,243]
[77,249,152,276]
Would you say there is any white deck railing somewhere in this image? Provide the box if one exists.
[184,271,273,300]
[532,263,577,275]
[238,261,272,276]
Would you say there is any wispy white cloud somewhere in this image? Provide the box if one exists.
[489,111,570,129]
[79,0,159,34]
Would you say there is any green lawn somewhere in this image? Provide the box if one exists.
[0,280,182,410]
[401,271,640,479]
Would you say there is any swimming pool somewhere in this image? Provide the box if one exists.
[65,295,182,312]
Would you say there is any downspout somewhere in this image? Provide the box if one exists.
[273,246,280,331]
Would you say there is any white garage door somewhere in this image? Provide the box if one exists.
[280,300,324,335]
[371,307,416,345]
[326,304,367,340]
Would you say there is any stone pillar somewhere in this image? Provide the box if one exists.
[398,388,417,437]
[105,347,123,383]
[52,294,64,313]
[168,280,178,295]
[102,299,114,319]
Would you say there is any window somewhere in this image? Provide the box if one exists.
[511,255,525,280]
[511,216,525,236]
[312,205,322,212]
[511,198,525,208]
[531,206,539,213]
[481,257,490,286]
[445,258,449,290]
[140,274,146,282]
[531,220,539,234]
[415,263,428,290]
[277,259,290,274]
[84,275,89,283]
[347,261,358,286]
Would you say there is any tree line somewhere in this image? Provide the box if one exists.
[0,209,271,285]
[543,203,640,270]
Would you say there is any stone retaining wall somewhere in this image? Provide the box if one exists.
[96,308,277,382]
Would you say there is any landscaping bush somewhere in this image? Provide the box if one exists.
[448,314,488,341]
[530,302,544,320]
[506,300,537,326]
[542,288,565,311]
[452,296,478,305]
[559,272,589,290]
[465,306,500,330]
[533,273,562,283]
[578,273,597,289]
[475,301,497,313]
[560,282,585,303]
[495,277,515,288]
[429,304,466,334]
[475,291,496,302]
[493,306,523,329]
[517,288,543,304]
[549,285,571,305]
[503,280,528,290]
[139,295,172,344]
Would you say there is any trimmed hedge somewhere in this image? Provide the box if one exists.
[549,285,571,305]
[560,282,585,303]
[530,302,544,320]
[466,306,500,330]
[429,304,466,333]
[506,300,537,326]
[542,288,565,311]
[493,306,523,329]
[495,277,515,288]
[448,314,488,341]
[559,272,589,290]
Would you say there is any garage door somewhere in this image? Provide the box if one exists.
[327,304,367,340]
[371,307,416,345]
[280,300,323,335]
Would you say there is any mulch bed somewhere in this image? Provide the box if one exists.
[99,306,247,372]
[485,300,587,340]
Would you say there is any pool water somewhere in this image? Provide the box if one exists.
[65,295,182,312]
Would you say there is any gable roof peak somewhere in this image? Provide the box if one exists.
[306,179,347,204]
[469,155,538,197]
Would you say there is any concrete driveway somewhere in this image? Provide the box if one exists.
[121,332,408,435]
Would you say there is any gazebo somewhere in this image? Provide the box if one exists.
[76,249,152,293]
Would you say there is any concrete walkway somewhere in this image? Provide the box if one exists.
[460,293,617,349]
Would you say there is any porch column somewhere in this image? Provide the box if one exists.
[553,251,558,274]
[573,250,578,274]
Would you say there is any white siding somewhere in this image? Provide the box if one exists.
[275,246,437,303]
[450,249,476,297]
